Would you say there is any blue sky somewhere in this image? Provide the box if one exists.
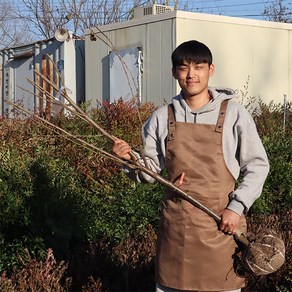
[173,0,270,20]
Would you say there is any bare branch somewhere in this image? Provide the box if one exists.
[263,0,292,23]
[0,0,32,48]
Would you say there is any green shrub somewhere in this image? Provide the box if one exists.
[0,100,157,281]
[0,98,290,290]
[251,101,292,214]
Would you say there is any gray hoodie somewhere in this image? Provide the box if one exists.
[125,87,269,215]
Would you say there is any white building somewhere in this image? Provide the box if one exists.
[85,5,292,106]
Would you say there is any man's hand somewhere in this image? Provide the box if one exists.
[112,139,132,161]
[219,209,241,235]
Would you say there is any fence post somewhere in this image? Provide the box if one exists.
[283,94,287,131]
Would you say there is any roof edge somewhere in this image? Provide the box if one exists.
[85,9,292,34]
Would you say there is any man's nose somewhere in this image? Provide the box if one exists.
[187,67,196,78]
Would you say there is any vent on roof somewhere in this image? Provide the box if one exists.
[133,5,174,19]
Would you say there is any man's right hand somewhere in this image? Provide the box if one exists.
[112,139,132,161]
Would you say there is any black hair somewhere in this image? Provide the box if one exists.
[171,40,213,69]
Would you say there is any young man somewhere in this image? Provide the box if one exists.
[112,40,269,291]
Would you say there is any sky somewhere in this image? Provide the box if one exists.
[173,0,271,21]
[9,1,292,23]
[6,0,291,39]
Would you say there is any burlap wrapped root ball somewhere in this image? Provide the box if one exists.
[242,229,286,276]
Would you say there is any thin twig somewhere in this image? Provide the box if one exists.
[29,70,141,163]
[4,99,134,168]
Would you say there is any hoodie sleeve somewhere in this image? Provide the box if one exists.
[225,103,270,215]
[122,106,168,183]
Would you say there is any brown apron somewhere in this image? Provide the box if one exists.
[155,100,247,291]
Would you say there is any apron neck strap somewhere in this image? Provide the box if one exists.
[215,100,229,133]
[168,99,229,136]
[167,103,175,141]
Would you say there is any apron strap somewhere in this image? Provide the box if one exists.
[215,100,229,133]
[168,100,229,136]
[167,103,176,141]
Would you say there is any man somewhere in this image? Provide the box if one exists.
[112,40,269,291]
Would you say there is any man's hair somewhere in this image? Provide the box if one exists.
[171,40,213,68]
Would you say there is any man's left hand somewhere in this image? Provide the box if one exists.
[219,209,241,235]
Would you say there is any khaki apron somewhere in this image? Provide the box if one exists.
[155,100,247,291]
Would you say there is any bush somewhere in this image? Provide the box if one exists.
[251,101,292,214]
[0,249,72,291]
[0,99,158,289]
[0,98,290,291]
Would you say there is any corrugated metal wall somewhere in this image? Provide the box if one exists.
[1,38,85,118]
[85,16,176,107]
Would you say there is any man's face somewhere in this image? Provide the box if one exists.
[172,61,214,99]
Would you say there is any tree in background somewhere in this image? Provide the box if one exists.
[263,0,292,22]
[0,0,32,48]
[2,0,146,49]
[4,0,202,47]
[12,0,149,41]
[5,0,291,49]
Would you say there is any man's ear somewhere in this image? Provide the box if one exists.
[209,64,215,77]
[172,68,178,79]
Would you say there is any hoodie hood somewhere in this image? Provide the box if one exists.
[171,87,235,123]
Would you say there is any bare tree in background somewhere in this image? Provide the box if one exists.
[263,0,292,23]
[2,0,219,46]
[13,0,151,40]
[5,0,289,49]
[14,0,71,39]
[0,0,32,49]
